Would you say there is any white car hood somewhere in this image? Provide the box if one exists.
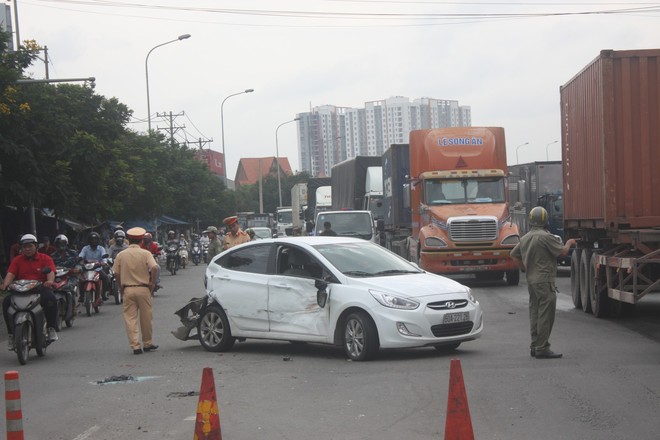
[348,272,468,299]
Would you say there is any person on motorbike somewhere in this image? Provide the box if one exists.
[51,234,79,269]
[1,234,59,347]
[178,233,189,251]
[108,230,129,259]
[78,232,111,300]
[140,232,162,291]
[107,225,124,248]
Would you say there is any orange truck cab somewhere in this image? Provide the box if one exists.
[407,127,520,285]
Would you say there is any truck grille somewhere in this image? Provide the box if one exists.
[449,219,497,241]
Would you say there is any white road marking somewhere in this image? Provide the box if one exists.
[184,415,197,421]
[72,425,100,440]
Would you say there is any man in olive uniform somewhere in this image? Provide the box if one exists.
[222,216,250,250]
[206,226,223,263]
[511,206,577,359]
[113,227,160,355]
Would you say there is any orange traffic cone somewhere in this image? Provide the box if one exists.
[5,370,24,440]
[194,367,222,440]
[444,359,474,440]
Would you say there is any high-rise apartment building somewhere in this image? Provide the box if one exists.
[297,96,471,177]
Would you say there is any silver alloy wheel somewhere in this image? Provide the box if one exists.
[199,310,224,348]
[344,317,365,359]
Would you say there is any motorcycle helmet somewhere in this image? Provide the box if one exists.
[206,226,218,234]
[19,234,38,245]
[88,232,100,245]
[529,206,550,227]
[168,230,176,239]
[55,234,69,249]
[246,228,255,239]
[114,230,126,238]
[144,232,153,240]
[180,234,185,238]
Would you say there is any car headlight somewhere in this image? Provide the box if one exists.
[501,234,520,246]
[465,287,475,303]
[425,236,447,248]
[369,290,419,310]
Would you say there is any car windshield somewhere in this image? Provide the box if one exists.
[315,212,372,238]
[313,242,422,277]
[425,177,505,205]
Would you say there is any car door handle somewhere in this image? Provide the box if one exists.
[272,283,291,290]
[215,275,231,281]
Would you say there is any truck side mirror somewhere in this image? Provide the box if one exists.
[376,218,385,232]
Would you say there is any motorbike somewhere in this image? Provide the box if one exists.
[6,270,53,365]
[178,246,189,269]
[52,266,78,328]
[166,243,180,275]
[105,257,121,304]
[80,259,106,316]
[202,243,209,264]
[191,240,202,266]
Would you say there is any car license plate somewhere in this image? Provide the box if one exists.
[443,312,469,324]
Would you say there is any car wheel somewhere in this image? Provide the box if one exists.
[343,311,379,361]
[198,304,235,352]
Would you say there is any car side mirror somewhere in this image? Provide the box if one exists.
[376,218,385,232]
[315,279,328,308]
[102,253,109,259]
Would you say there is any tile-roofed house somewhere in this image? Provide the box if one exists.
[234,157,292,187]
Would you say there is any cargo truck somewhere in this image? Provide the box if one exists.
[380,128,521,285]
[508,161,565,233]
[291,183,308,232]
[561,49,660,317]
[331,156,385,220]
[305,177,332,227]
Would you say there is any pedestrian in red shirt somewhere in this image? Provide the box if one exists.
[1,234,60,346]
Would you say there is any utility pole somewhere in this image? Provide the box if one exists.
[156,111,185,147]
[188,138,213,150]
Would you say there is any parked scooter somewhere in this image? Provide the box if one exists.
[166,243,180,275]
[6,269,53,365]
[80,258,106,316]
[52,266,78,328]
[191,240,202,266]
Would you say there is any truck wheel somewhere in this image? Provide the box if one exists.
[579,249,592,313]
[505,270,519,286]
[590,252,609,318]
[570,249,582,309]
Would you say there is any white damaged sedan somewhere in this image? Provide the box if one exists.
[189,236,482,361]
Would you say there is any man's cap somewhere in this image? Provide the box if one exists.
[223,216,238,226]
[127,227,147,239]
[206,226,218,234]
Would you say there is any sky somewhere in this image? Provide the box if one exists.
[13,0,660,178]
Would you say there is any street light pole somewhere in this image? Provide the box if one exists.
[515,142,530,164]
[145,34,191,133]
[221,89,254,188]
[275,117,300,207]
[545,140,559,160]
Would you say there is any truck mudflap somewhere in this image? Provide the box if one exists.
[420,248,518,274]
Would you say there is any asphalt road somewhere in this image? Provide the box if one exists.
[1,263,659,439]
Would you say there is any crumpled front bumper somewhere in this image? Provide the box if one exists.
[171,296,207,341]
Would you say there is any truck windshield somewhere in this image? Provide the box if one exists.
[425,177,506,205]
[277,211,292,223]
